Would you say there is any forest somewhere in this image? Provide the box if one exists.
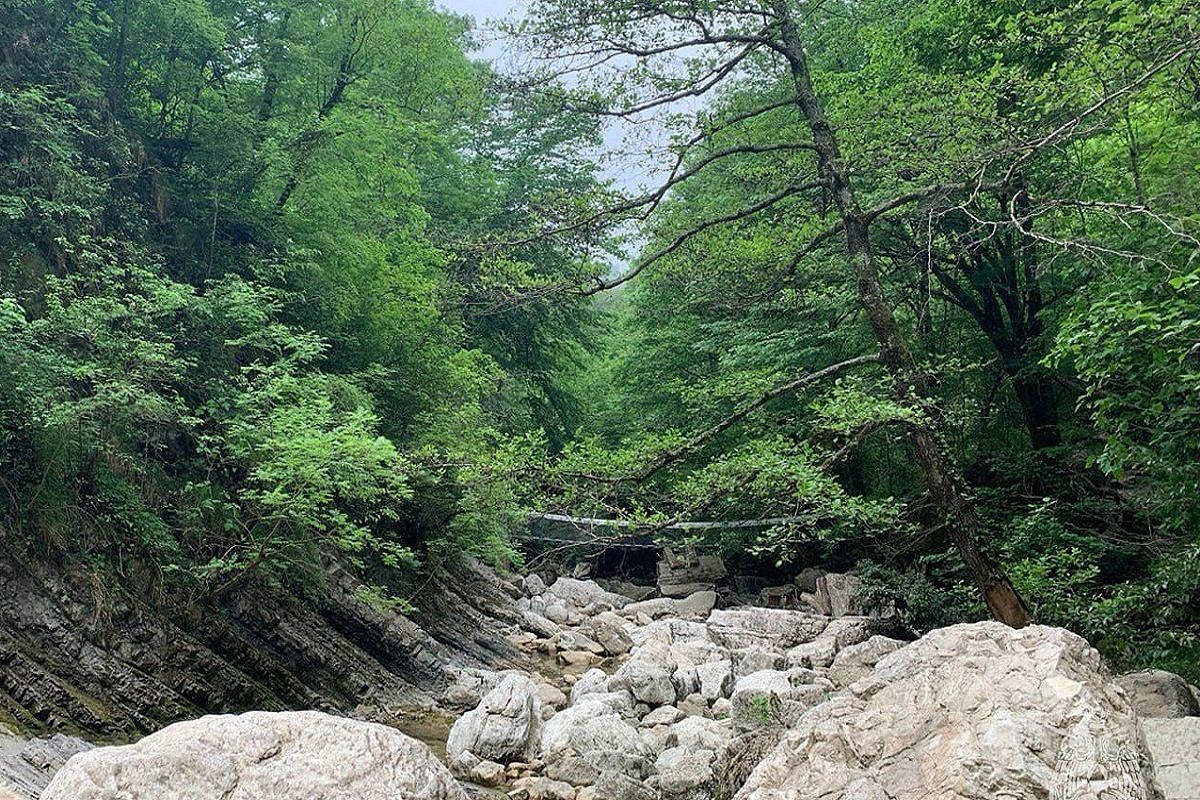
[1,0,1199,682]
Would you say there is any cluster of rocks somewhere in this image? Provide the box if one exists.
[445,570,917,800]
[7,562,1200,800]
[444,571,1200,800]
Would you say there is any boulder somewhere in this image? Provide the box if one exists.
[0,733,91,799]
[545,753,600,786]
[695,660,734,701]
[538,683,569,710]
[793,568,825,595]
[470,759,507,787]
[444,667,509,709]
[757,586,797,609]
[670,715,732,753]
[737,623,1156,800]
[448,673,543,763]
[569,668,610,704]
[596,579,657,603]
[1116,670,1200,718]
[657,548,727,598]
[515,776,577,800]
[558,650,601,668]
[1142,718,1200,800]
[547,578,630,611]
[522,611,563,639]
[707,609,828,651]
[525,574,548,596]
[41,711,466,800]
[730,670,827,731]
[553,631,606,656]
[655,746,716,800]
[539,699,651,777]
[585,612,634,656]
[826,635,906,687]
[675,591,718,620]
[731,647,785,678]
[594,772,656,800]
[623,598,678,620]
[784,638,836,670]
[613,643,678,706]
[812,572,865,616]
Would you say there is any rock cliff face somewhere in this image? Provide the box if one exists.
[0,550,524,740]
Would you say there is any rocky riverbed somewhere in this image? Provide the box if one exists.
[3,560,1200,799]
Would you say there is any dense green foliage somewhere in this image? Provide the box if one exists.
[3,0,1199,676]
[0,0,601,601]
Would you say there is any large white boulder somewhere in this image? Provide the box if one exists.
[547,578,630,611]
[447,672,542,763]
[40,711,466,800]
[736,623,1157,800]
[706,609,828,650]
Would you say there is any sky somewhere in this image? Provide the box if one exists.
[433,0,664,194]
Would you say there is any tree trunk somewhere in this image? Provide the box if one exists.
[1011,373,1062,451]
[774,4,1031,627]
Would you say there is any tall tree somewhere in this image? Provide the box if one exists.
[512,0,1198,625]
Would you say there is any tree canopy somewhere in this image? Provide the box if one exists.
[2,0,1199,676]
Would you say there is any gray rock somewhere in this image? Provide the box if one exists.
[671,715,732,753]
[656,746,716,800]
[695,660,734,701]
[737,623,1155,800]
[793,568,826,595]
[525,574,548,596]
[516,776,576,800]
[757,586,798,609]
[657,548,727,598]
[1142,717,1200,800]
[730,670,827,731]
[707,609,829,650]
[547,578,630,611]
[444,667,509,709]
[539,699,649,764]
[641,705,685,727]
[585,612,634,656]
[623,598,678,620]
[732,647,785,678]
[569,668,609,704]
[675,591,718,620]
[0,733,91,800]
[545,754,599,786]
[827,635,906,687]
[448,672,543,763]
[614,643,677,707]
[784,638,837,669]
[470,759,507,787]
[553,630,606,656]
[596,580,656,603]
[41,711,466,800]
[538,683,569,710]
[819,615,901,649]
[594,772,656,800]
[522,611,563,639]
[1117,670,1200,718]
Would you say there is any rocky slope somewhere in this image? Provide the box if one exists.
[4,553,1200,800]
[443,573,1200,800]
[0,545,548,796]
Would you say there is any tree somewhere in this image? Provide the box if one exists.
[510,0,1199,626]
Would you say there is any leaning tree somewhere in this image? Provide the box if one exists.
[496,0,1199,626]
